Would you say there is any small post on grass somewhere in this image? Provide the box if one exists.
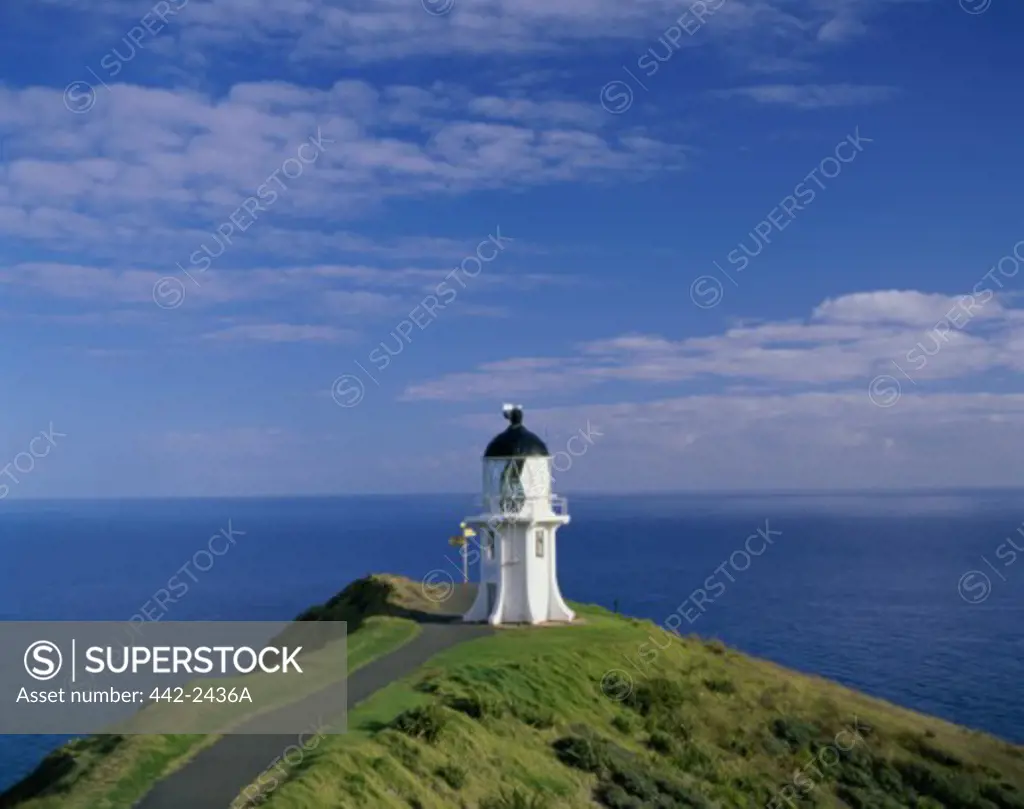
[460,522,476,583]
[450,521,477,584]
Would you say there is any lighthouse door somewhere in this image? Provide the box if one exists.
[486,582,497,614]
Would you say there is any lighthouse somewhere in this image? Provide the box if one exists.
[462,404,575,626]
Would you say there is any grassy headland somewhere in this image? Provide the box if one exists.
[3,575,1023,809]
[0,575,441,809]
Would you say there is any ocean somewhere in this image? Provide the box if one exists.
[0,491,1021,791]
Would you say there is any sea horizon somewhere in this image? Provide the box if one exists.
[5,484,1024,501]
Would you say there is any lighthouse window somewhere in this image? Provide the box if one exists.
[484,529,495,560]
[535,530,545,557]
[499,459,525,513]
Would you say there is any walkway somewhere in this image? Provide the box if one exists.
[134,622,492,809]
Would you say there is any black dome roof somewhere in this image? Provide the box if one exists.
[484,406,549,458]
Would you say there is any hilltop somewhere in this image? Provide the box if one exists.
[3,575,1023,808]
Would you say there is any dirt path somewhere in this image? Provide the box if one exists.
[133,622,492,809]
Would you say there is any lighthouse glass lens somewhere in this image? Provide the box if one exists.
[499,459,525,514]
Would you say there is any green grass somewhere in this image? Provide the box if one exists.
[7,576,1024,809]
[0,586,422,809]
[231,601,1024,809]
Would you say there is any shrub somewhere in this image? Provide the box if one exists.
[770,717,821,752]
[594,783,645,809]
[869,756,905,795]
[435,762,467,790]
[703,678,736,695]
[851,717,875,738]
[645,711,694,742]
[647,731,677,757]
[720,775,776,806]
[415,674,442,694]
[759,732,790,757]
[512,704,555,729]
[611,713,636,735]
[625,678,691,716]
[381,733,422,773]
[910,737,964,768]
[294,575,394,628]
[609,767,659,802]
[446,693,505,720]
[894,759,990,808]
[724,732,754,758]
[390,705,448,744]
[673,739,715,776]
[836,785,900,809]
[555,730,716,808]
[654,776,718,808]
[832,746,875,789]
[981,781,1024,809]
[480,787,551,809]
[553,733,607,774]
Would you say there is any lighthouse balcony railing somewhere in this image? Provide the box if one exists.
[479,494,568,516]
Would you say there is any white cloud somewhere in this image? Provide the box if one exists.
[30,0,921,81]
[323,290,402,316]
[402,289,1024,401]
[711,83,899,108]
[29,0,826,57]
[817,16,870,42]
[811,290,1007,326]
[439,391,1024,491]
[0,80,683,258]
[466,97,606,128]
[0,261,574,316]
[200,323,357,343]
[0,263,160,304]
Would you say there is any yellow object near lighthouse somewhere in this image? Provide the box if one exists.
[450,522,476,546]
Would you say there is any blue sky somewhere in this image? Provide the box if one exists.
[1,0,1023,497]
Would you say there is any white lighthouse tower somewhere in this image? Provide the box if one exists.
[463,404,575,626]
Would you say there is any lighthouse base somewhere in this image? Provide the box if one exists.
[461,516,574,627]
[462,581,575,626]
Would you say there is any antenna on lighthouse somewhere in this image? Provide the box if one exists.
[502,403,524,424]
